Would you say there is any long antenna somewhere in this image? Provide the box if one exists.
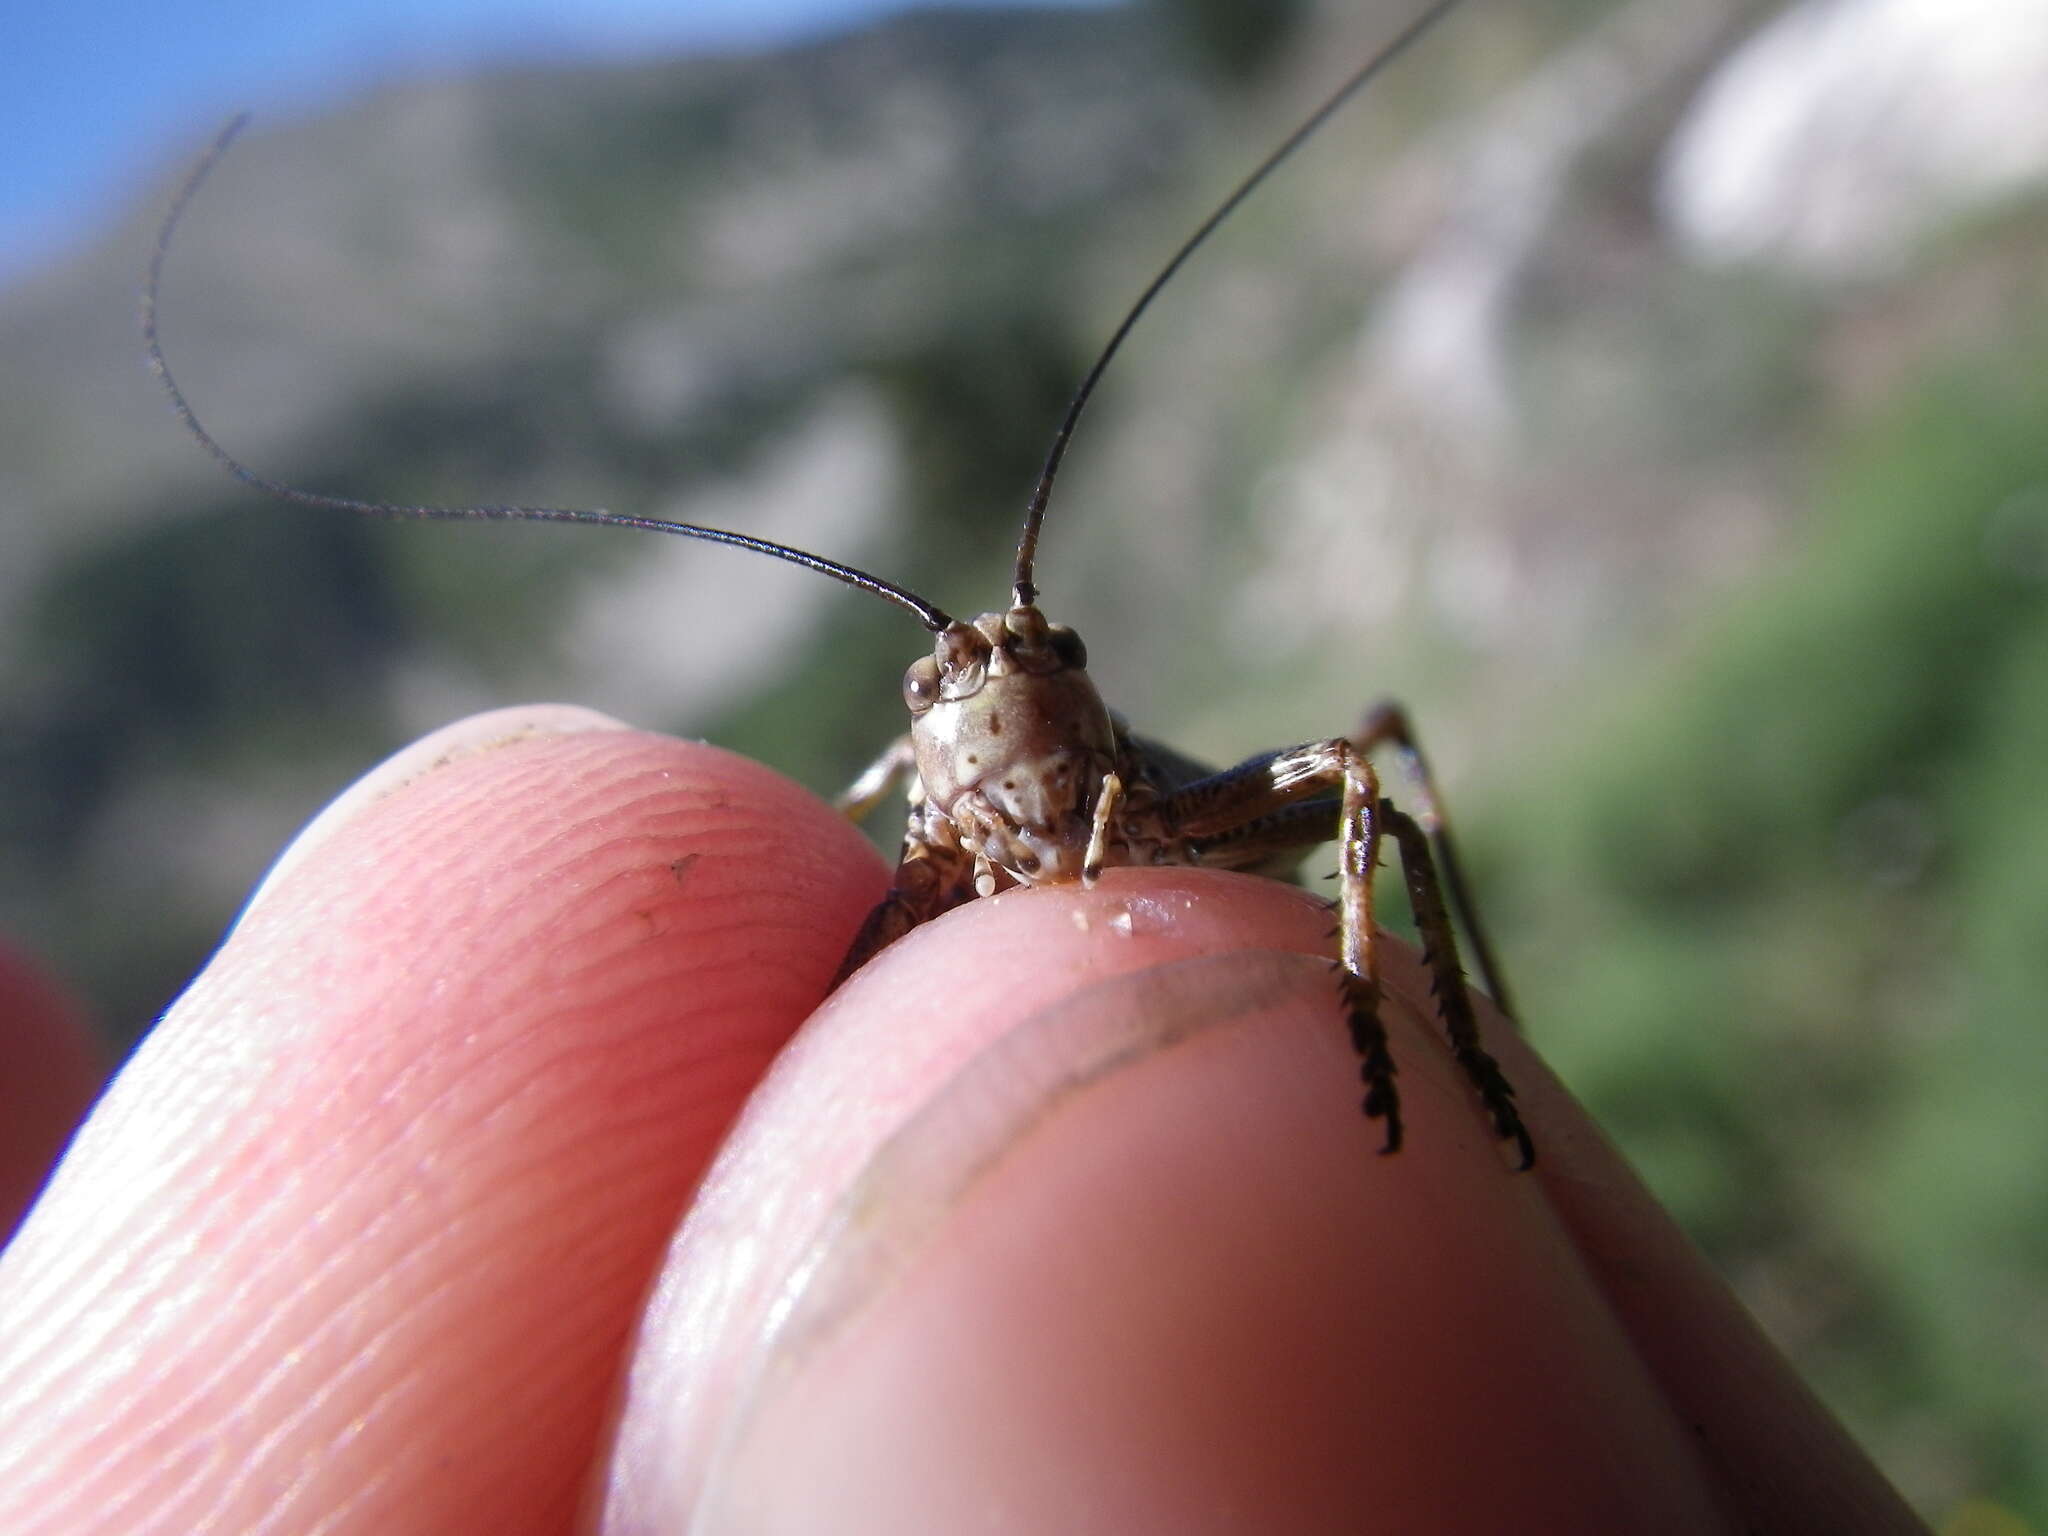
[1010,0,1467,608]
[143,114,956,635]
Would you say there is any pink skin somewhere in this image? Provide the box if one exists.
[0,709,1926,1534]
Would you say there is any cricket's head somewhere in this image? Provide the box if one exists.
[903,603,1116,885]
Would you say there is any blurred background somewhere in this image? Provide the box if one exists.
[3,0,2045,1523]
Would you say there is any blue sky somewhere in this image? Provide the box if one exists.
[1,0,1103,282]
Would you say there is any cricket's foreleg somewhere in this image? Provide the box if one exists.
[833,835,976,986]
[835,734,919,823]
[1082,771,1124,885]
[1356,702,1515,1019]
[1381,805,1534,1169]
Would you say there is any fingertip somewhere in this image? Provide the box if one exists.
[244,702,638,906]
[0,726,886,1534]
[602,870,1728,1533]
[710,954,1721,1534]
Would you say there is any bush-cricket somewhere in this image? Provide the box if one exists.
[142,0,1532,1168]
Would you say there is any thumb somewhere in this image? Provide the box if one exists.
[598,869,1748,1534]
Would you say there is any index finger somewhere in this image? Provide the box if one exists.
[0,711,885,1535]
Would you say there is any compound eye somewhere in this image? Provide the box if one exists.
[1048,625,1087,670]
[902,656,941,712]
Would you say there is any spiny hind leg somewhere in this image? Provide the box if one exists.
[1380,804,1533,1168]
[1165,734,1531,1162]
[1357,702,1514,1019]
[1161,741,1403,1153]
[1332,754,1402,1154]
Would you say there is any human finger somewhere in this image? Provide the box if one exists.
[599,867,1751,1534]
[0,708,884,1536]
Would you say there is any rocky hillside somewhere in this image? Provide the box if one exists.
[4,1,2046,1519]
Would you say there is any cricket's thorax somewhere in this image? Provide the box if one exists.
[904,605,1125,886]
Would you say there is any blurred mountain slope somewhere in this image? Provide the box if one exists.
[3,0,2045,1520]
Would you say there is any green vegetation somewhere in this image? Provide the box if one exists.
[1483,322,2048,1518]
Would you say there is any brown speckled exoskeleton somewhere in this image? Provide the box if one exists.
[142,0,1530,1167]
